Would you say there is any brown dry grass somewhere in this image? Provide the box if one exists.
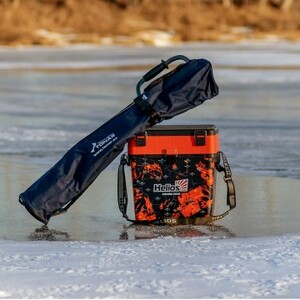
[0,0,300,46]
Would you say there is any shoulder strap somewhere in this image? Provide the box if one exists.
[118,154,163,225]
[216,151,236,210]
[117,154,129,221]
[118,151,236,225]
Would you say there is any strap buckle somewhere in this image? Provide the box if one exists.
[223,175,232,182]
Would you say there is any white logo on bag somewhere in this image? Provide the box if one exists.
[91,133,118,157]
[153,179,189,193]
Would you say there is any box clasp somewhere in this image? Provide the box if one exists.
[194,130,206,146]
[135,132,147,146]
[163,148,178,156]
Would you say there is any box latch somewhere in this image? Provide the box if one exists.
[135,132,147,146]
[163,148,178,165]
[194,130,206,146]
[163,148,178,156]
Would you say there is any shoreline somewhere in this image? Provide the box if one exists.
[0,34,300,49]
[0,38,299,49]
[1,1,300,47]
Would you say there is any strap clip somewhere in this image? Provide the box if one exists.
[134,96,160,124]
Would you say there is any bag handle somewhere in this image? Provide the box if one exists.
[118,151,236,225]
[136,55,190,96]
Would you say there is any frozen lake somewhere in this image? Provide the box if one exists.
[0,41,299,241]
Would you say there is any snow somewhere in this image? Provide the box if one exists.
[0,234,299,298]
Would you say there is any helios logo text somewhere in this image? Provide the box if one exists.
[153,179,189,194]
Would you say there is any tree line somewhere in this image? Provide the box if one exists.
[110,0,295,11]
[221,0,294,11]
[0,0,295,11]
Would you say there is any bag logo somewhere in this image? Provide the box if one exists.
[91,133,118,157]
[153,179,189,194]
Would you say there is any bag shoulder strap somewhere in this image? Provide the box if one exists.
[118,154,157,225]
[118,151,236,225]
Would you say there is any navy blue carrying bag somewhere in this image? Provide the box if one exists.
[19,55,219,225]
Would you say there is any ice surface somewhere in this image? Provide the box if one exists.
[0,42,300,298]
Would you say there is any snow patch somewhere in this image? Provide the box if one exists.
[0,235,299,298]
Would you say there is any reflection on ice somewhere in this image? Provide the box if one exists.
[119,224,236,240]
[29,225,70,241]
[1,165,299,242]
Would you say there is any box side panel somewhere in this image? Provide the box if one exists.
[130,155,218,221]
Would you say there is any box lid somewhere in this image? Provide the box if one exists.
[144,125,218,136]
[128,125,219,155]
